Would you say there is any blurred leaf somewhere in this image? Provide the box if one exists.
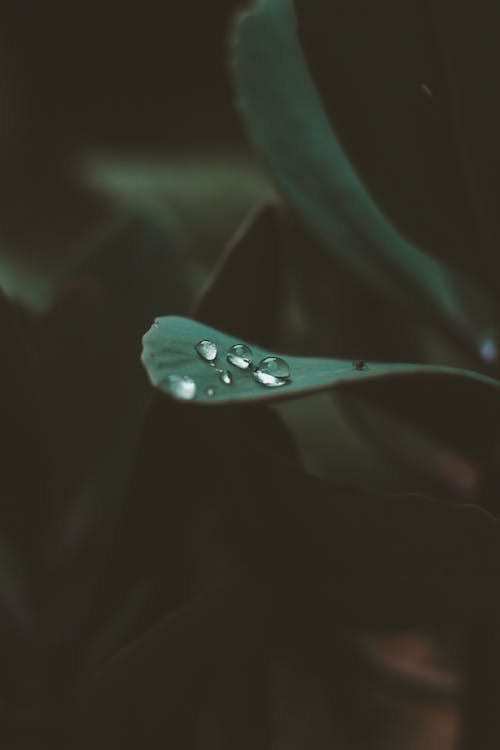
[78,461,500,746]
[0,291,48,553]
[293,0,498,298]
[18,214,190,647]
[261,466,500,627]
[39,214,187,529]
[273,391,482,500]
[463,603,500,750]
[84,155,276,296]
[232,0,496,361]
[73,212,188,335]
[79,576,270,750]
[194,202,285,347]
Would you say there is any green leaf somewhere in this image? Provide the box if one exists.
[79,576,269,748]
[194,202,285,348]
[74,212,188,336]
[263,466,500,625]
[232,0,495,360]
[31,212,189,631]
[142,316,500,410]
[79,473,500,744]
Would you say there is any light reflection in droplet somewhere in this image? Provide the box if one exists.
[227,344,253,370]
[160,374,196,401]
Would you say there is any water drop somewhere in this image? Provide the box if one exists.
[205,386,216,398]
[257,356,291,380]
[220,370,233,385]
[227,344,253,370]
[195,339,218,362]
[160,374,196,400]
[253,356,291,388]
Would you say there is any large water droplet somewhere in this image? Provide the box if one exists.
[227,344,253,370]
[205,386,216,398]
[220,370,233,385]
[257,356,290,380]
[196,339,218,362]
[161,374,196,400]
[253,356,291,388]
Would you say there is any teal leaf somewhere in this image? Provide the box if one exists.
[232,0,495,360]
[142,316,500,410]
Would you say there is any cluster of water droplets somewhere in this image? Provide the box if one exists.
[226,344,291,388]
[158,330,292,401]
[195,339,233,394]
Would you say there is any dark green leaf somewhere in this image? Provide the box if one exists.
[232,0,495,360]
[79,577,269,749]
[260,466,500,626]
[194,202,286,348]
[23,214,190,645]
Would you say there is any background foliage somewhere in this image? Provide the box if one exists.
[0,1,499,748]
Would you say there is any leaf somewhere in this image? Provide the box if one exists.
[0,291,49,548]
[232,0,495,360]
[142,316,500,412]
[254,461,500,627]
[79,576,270,749]
[26,214,190,645]
[74,211,189,336]
[78,468,500,744]
[78,459,500,745]
[273,390,483,501]
[194,202,286,348]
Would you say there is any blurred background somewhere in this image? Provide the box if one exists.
[0,2,490,748]
[0,1,270,307]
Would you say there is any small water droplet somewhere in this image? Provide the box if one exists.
[196,339,218,362]
[205,386,216,398]
[227,344,253,369]
[353,360,366,371]
[480,336,498,363]
[220,370,233,385]
[161,374,196,400]
[257,356,291,380]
